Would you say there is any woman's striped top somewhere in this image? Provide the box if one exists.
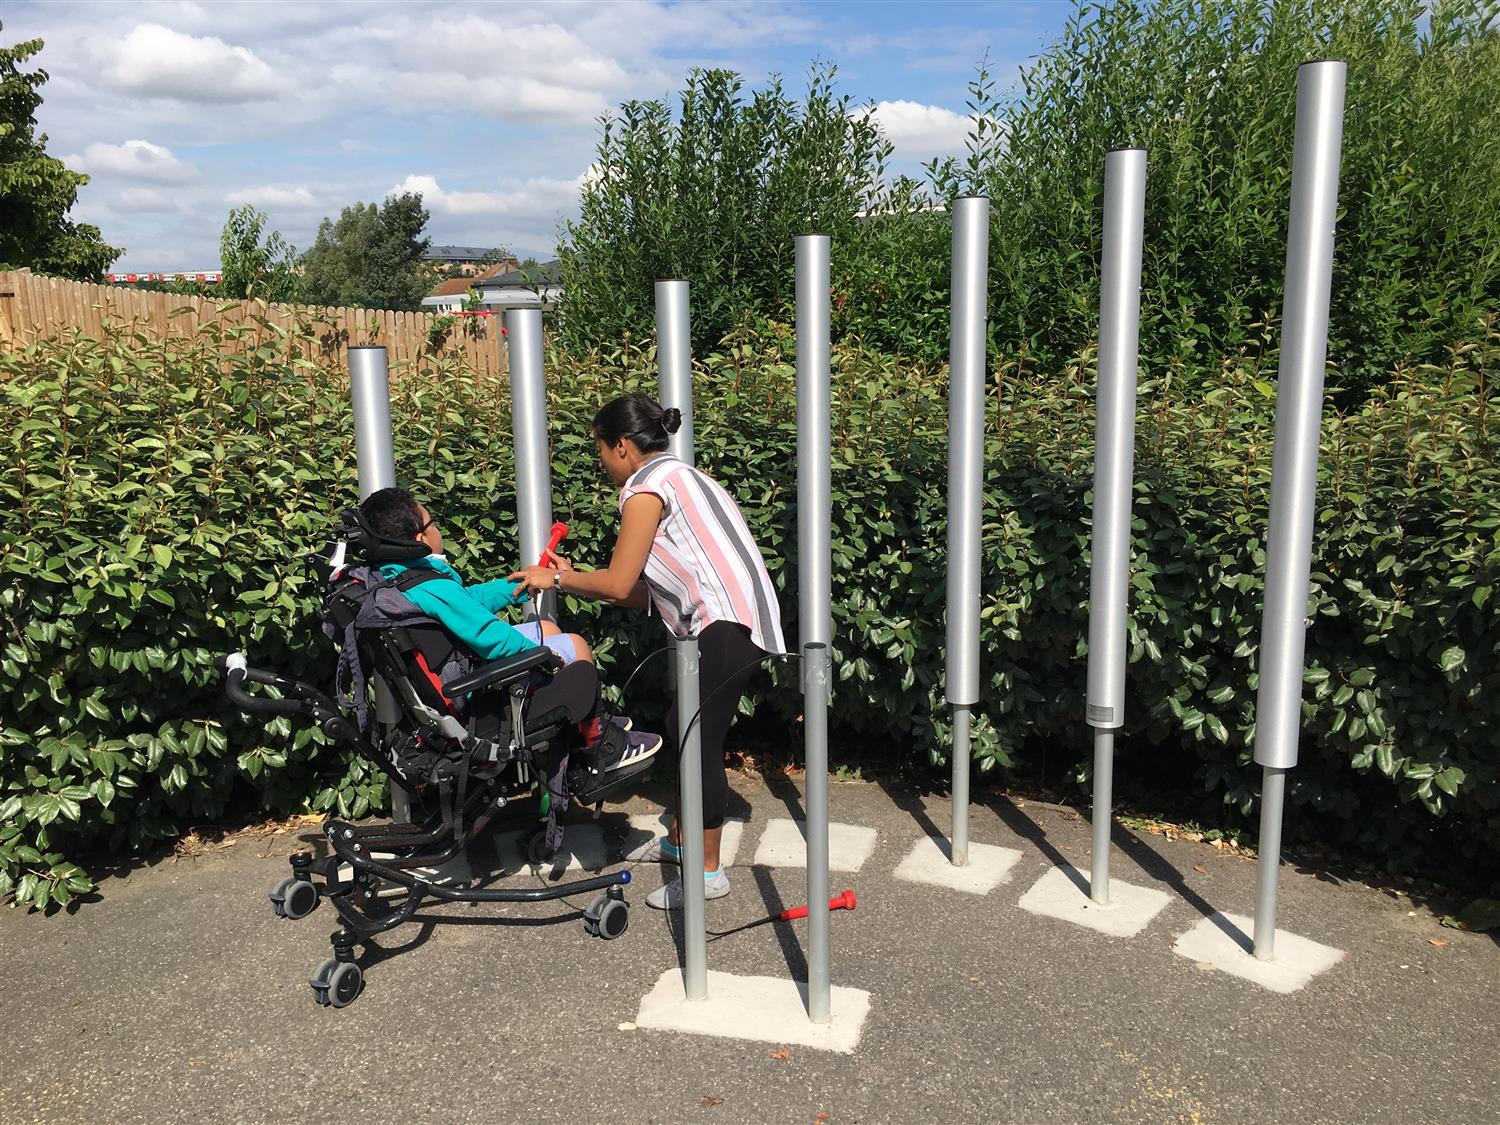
[618,454,786,656]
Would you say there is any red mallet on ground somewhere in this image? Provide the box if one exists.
[777,889,857,921]
[709,890,857,940]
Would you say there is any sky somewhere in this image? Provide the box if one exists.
[6,0,1078,272]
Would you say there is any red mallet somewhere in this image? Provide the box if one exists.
[538,520,568,566]
[708,890,857,940]
[509,521,572,601]
[777,889,857,922]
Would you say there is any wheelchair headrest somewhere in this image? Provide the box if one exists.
[336,507,431,564]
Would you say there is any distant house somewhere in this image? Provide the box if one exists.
[424,277,478,313]
[422,259,562,313]
[474,260,563,310]
[424,245,516,276]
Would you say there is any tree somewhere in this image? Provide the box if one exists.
[219,205,301,301]
[299,192,431,311]
[558,64,893,352]
[0,26,121,279]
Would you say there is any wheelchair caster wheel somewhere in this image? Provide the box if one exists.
[583,894,629,940]
[269,878,293,916]
[310,959,362,1008]
[271,877,319,920]
[526,830,554,867]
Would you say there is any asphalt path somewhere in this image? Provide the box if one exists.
[1,772,1494,1124]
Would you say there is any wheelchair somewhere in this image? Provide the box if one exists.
[219,510,654,1008]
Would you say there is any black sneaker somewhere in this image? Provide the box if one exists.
[603,729,662,772]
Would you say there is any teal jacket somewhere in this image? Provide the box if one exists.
[378,556,535,662]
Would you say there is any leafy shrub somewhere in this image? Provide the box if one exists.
[557,64,895,354]
[2,309,1497,908]
[559,1,1500,392]
[928,0,1500,398]
[0,311,523,908]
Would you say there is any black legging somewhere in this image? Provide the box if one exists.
[664,620,765,831]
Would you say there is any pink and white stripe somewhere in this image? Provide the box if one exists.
[619,455,786,655]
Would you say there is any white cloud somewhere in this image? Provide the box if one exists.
[490,77,612,123]
[96,24,278,103]
[407,18,630,91]
[389,173,588,220]
[225,185,327,211]
[4,0,1027,270]
[63,139,195,183]
[114,186,185,213]
[370,17,633,124]
[579,1,818,52]
[862,100,976,154]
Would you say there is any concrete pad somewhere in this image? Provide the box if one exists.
[494,822,609,873]
[893,835,1023,895]
[635,969,872,1054]
[752,817,878,871]
[1170,911,1347,993]
[1017,866,1172,937]
[623,814,746,866]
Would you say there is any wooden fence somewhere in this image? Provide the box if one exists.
[0,268,507,377]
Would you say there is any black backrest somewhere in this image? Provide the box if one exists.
[319,552,576,754]
[365,624,459,717]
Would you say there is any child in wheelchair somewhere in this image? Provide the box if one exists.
[356,486,662,775]
[218,489,662,1005]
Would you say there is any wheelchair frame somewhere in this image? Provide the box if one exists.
[222,629,644,1009]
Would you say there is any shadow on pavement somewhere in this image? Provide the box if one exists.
[749,864,808,983]
[757,763,807,822]
[874,776,945,844]
[873,775,1253,948]
[1103,821,1256,950]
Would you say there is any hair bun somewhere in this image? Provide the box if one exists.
[661,407,683,435]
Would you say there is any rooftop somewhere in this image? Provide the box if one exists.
[475,259,563,288]
[428,277,478,299]
[425,245,510,263]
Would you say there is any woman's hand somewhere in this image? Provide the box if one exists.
[547,554,575,572]
[506,492,663,604]
[507,565,558,593]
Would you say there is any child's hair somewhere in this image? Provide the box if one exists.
[361,487,426,539]
[593,392,682,454]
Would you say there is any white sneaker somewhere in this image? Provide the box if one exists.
[622,836,681,864]
[646,870,730,910]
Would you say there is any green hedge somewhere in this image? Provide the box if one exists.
[2,310,1496,908]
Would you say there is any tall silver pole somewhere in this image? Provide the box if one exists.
[348,346,407,820]
[349,346,396,499]
[946,197,990,867]
[1087,149,1147,905]
[676,636,707,1000]
[796,238,832,651]
[655,280,695,463]
[655,282,707,1000]
[505,308,556,624]
[796,234,832,1024]
[1252,59,1346,960]
[803,642,831,1022]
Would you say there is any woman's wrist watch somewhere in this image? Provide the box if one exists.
[553,569,563,590]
